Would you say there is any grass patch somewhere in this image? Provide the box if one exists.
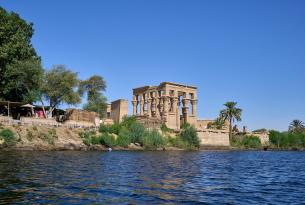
[116,127,131,148]
[143,129,166,150]
[26,130,34,141]
[38,129,57,145]
[0,129,16,146]
[100,133,116,147]
[231,135,262,149]
[179,123,200,149]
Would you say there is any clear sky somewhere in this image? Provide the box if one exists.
[1,0,305,131]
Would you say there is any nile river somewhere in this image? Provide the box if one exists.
[0,151,305,204]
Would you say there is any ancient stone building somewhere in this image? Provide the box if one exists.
[103,99,128,124]
[132,82,198,130]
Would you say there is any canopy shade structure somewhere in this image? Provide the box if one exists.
[21,104,35,108]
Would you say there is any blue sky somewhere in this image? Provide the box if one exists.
[1,0,305,131]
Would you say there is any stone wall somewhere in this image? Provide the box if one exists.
[197,129,230,147]
[65,109,99,126]
[110,99,128,123]
[135,116,162,129]
[197,119,214,130]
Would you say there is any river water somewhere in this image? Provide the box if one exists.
[0,151,305,204]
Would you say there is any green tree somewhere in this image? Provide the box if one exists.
[80,75,107,117]
[0,7,41,101]
[288,119,305,134]
[3,59,43,102]
[83,95,107,118]
[220,101,242,142]
[79,75,106,100]
[40,65,81,117]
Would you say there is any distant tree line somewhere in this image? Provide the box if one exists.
[0,7,107,117]
[269,120,305,149]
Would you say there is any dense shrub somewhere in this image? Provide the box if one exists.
[100,133,116,147]
[108,123,121,135]
[129,123,145,145]
[180,124,200,148]
[99,124,110,133]
[99,123,121,135]
[79,131,97,145]
[143,130,166,150]
[120,116,137,129]
[242,135,261,148]
[168,136,188,148]
[269,130,305,149]
[161,123,173,133]
[116,127,131,147]
[90,135,102,145]
[0,129,16,145]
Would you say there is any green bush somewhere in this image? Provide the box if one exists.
[168,136,188,148]
[100,133,116,147]
[180,122,191,130]
[99,123,121,135]
[116,127,131,147]
[91,135,102,145]
[0,129,16,146]
[143,130,166,150]
[108,123,121,135]
[99,124,110,133]
[161,123,173,133]
[129,123,145,145]
[269,130,305,149]
[180,124,200,148]
[120,116,137,129]
[80,131,101,145]
[242,135,261,148]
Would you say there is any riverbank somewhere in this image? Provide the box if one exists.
[2,123,304,151]
[0,124,195,151]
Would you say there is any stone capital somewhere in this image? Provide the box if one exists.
[190,99,198,105]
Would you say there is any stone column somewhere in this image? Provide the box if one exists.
[147,93,152,117]
[140,94,144,116]
[172,91,178,113]
[191,99,197,116]
[155,91,160,117]
[182,98,189,123]
[132,95,137,115]
[163,96,169,118]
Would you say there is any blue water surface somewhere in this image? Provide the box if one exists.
[0,151,305,204]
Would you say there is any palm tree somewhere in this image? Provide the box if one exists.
[289,119,305,133]
[220,101,242,141]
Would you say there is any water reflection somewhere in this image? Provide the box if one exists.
[1,151,305,204]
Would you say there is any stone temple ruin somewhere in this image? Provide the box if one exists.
[132,82,230,146]
[132,82,198,130]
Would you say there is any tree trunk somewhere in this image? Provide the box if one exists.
[40,98,47,119]
[229,118,232,144]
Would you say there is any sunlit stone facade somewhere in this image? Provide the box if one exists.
[132,82,197,130]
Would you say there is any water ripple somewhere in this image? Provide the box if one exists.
[1,151,305,204]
